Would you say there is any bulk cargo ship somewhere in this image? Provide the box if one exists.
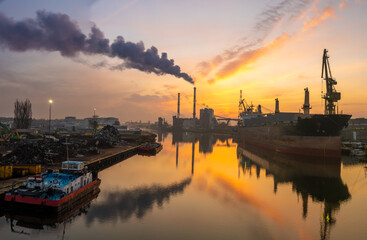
[4,161,100,213]
[238,49,351,159]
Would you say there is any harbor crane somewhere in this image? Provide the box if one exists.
[322,49,341,115]
[238,90,254,115]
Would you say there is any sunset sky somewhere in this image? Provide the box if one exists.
[0,0,366,122]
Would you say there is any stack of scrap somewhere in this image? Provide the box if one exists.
[95,125,121,148]
[0,137,100,165]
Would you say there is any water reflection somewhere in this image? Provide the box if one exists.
[86,178,191,223]
[1,132,364,239]
[3,187,100,236]
[173,132,235,175]
[237,143,351,240]
[172,132,233,154]
[157,130,168,143]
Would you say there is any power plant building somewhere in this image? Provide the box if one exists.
[199,108,215,130]
[172,116,196,131]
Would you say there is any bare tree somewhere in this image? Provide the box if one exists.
[14,99,32,129]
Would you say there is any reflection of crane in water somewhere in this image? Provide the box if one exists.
[320,202,337,240]
[237,145,350,240]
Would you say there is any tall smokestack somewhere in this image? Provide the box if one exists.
[302,88,311,114]
[177,93,180,118]
[193,87,196,119]
[275,98,279,113]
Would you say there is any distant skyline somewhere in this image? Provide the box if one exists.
[0,0,366,122]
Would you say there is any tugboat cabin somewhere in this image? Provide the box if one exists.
[61,161,85,172]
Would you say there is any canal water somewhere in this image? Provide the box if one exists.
[1,132,366,240]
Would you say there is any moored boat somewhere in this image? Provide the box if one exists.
[138,142,163,155]
[4,161,100,212]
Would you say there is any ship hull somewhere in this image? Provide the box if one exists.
[239,125,342,160]
[239,113,351,160]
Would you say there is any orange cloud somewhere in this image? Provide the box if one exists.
[213,33,290,82]
[196,46,247,82]
[302,6,335,32]
[196,168,284,225]
[339,0,349,9]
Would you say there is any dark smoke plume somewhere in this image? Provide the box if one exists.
[0,11,194,84]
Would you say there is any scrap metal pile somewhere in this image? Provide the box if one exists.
[95,125,125,148]
[0,137,99,165]
[0,125,128,165]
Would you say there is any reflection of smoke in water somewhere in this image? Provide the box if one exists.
[86,178,191,222]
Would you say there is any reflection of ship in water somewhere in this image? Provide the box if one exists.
[237,144,350,240]
[4,184,100,235]
[85,178,191,222]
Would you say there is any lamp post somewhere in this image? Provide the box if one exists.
[93,108,97,134]
[48,99,53,134]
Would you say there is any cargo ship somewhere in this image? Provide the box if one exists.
[238,49,351,159]
[4,161,100,212]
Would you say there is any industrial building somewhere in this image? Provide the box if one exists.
[199,108,215,130]
[172,87,218,131]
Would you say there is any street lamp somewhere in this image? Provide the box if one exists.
[48,99,53,134]
[93,107,97,134]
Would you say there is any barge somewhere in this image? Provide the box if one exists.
[138,142,163,155]
[4,161,100,213]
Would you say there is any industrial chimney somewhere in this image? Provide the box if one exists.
[275,98,279,113]
[177,93,180,118]
[302,88,311,114]
[193,87,196,119]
